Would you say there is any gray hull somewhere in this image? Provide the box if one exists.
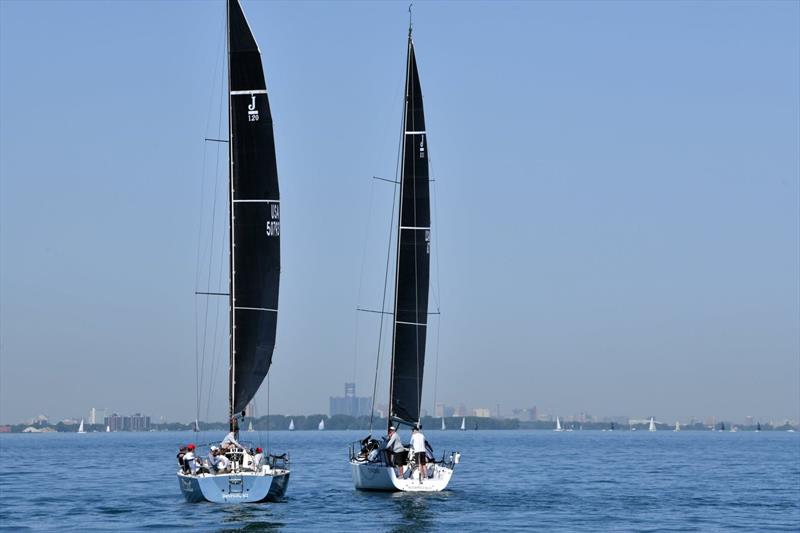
[178,470,289,504]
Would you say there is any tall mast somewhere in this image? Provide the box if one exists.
[226,0,236,435]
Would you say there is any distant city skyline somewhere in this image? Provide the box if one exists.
[1,2,797,426]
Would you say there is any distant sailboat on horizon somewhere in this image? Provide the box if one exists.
[105,425,110,433]
[318,419,325,431]
[674,421,680,432]
[554,417,564,432]
[247,420,254,432]
[288,419,295,431]
[649,417,657,432]
[460,417,466,431]
[77,419,85,434]
[441,417,446,431]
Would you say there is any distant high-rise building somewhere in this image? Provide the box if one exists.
[104,413,150,432]
[329,383,372,417]
[434,403,445,418]
[472,408,491,418]
[90,408,97,425]
[512,407,538,422]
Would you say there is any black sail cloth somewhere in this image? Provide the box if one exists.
[390,39,430,427]
[228,0,280,415]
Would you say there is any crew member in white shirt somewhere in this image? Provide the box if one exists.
[384,426,407,477]
[410,425,428,482]
[221,429,242,451]
[207,446,230,473]
[183,443,200,475]
[253,447,264,470]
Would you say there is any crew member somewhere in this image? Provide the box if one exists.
[410,426,428,482]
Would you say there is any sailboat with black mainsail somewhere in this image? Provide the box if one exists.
[177,0,289,504]
[349,21,459,493]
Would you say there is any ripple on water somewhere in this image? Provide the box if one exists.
[0,431,798,531]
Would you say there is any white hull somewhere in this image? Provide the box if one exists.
[350,461,454,492]
[178,467,289,504]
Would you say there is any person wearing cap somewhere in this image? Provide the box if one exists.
[253,447,264,469]
[410,425,428,482]
[207,445,230,473]
[384,426,407,477]
[183,443,200,475]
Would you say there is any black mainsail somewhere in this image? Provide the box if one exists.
[228,0,280,419]
[389,34,430,427]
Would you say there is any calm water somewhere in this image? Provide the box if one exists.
[0,430,798,531]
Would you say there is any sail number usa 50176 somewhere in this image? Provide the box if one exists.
[266,203,280,237]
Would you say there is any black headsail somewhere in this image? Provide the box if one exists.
[227,0,280,420]
[389,34,430,428]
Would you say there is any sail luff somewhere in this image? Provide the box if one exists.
[227,0,235,431]
[387,37,411,429]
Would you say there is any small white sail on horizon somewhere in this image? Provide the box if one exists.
[318,419,325,431]
[460,417,466,431]
[554,416,564,432]
[288,419,295,431]
[674,421,680,432]
[649,417,657,432]
[77,419,85,434]
[247,420,254,432]
[105,425,110,433]
[441,417,446,431]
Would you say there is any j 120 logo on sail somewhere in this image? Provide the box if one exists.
[248,94,259,122]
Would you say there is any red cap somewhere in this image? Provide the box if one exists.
[187,443,195,450]
[256,447,262,453]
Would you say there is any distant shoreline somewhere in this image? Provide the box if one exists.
[2,414,795,434]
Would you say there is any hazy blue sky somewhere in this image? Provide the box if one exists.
[1,1,798,425]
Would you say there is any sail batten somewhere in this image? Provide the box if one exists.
[389,38,430,427]
[228,0,280,416]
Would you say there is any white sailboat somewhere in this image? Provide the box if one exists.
[554,417,564,432]
[177,0,289,504]
[460,417,466,431]
[247,420,254,432]
[318,419,325,431]
[649,417,657,432]
[674,421,680,432]
[105,425,110,433]
[288,419,295,431]
[441,417,446,431]
[349,17,459,493]
[77,419,85,434]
